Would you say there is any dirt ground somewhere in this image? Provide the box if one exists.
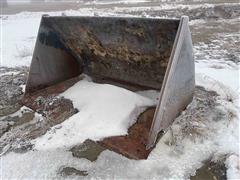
[2,0,240,15]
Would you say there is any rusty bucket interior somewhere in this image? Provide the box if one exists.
[24,15,195,159]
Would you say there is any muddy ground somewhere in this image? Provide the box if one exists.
[0,0,239,179]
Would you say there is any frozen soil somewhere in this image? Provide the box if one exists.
[0,67,79,155]
[0,67,28,117]
[2,0,240,15]
[191,157,227,180]
[116,3,240,20]
[1,77,236,179]
[0,71,232,179]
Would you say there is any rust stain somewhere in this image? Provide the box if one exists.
[99,107,156,160]
[23,76,82,111]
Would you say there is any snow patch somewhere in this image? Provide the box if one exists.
[226,154,240,180]
[33,78,155,150]
[1,149,92,179]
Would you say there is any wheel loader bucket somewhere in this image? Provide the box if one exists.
[24,15,194,158]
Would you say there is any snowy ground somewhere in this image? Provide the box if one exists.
[0,1,239,179]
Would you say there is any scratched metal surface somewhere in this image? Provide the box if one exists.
[147,17,195,149]
[25,16,179,93]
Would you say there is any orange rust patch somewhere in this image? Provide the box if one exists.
[22,76,81,111]
[99,107,156,160]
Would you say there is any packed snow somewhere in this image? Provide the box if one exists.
[1,149,93,179]
[0,1,239,180]
[33,77,156,150]
[226,154,240,180]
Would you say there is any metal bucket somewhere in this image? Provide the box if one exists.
[25,15,195,153]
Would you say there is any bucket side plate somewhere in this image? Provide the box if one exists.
[25,17,83,93]
[147,17,195,149]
